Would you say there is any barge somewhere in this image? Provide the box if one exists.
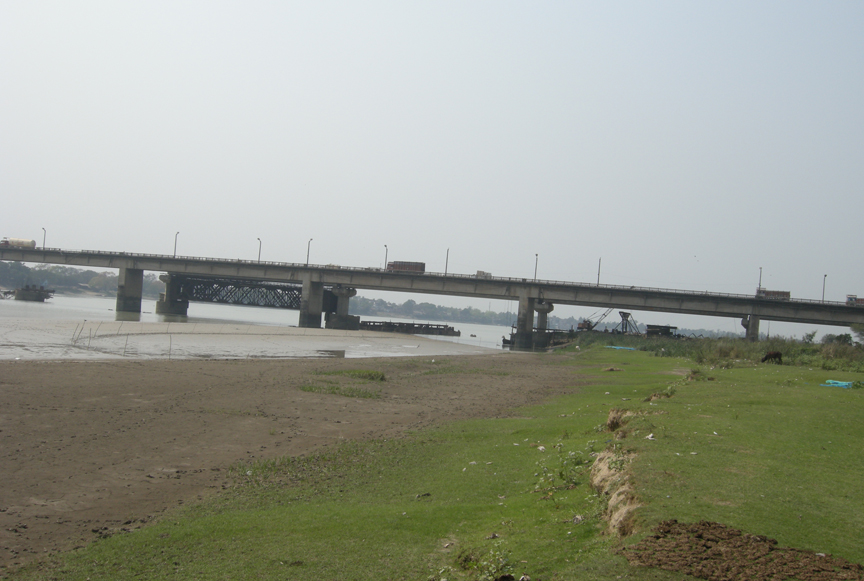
[359,320,460,337]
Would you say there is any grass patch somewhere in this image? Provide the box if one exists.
[317,369,386,381]
[572,330,864,372]
[13,342,864,580]
[298,383,381,399]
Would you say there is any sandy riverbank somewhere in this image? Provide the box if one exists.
[0,319,495,360]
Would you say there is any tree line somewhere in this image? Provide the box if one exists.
[0,262,164,297]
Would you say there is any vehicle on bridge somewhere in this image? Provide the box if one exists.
[386,261,425,273]
[847,295,864,307]
[1,237,36,249]
[756,288,791,300]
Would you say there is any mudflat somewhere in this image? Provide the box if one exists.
[0,352,577,570]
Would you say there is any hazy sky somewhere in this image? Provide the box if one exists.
[2,2,862,334]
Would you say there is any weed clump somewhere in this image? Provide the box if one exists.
[299,384,381,398]
[318,369,386,381]
[453,543,514,581]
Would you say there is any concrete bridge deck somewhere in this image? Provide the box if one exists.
[3,246,863,348]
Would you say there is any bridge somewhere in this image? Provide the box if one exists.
[3,246,864,349]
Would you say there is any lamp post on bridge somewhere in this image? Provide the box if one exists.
[41,228,46,249]
[384,245,388,270]
[306,238,312,266]
[257,238,262,263]
[534,254,539,281]
[758,266,762,290]
[445,248,449,275]
[174,232,179,257]
[822,274,827,302]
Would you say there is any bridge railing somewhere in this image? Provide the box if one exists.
[7,247,854,308]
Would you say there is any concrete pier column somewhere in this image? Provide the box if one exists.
[155,274,189,316]
[741,315,760,341]
[534,300,554,331]
[325,286,360,330]
[533,300,555,349]
[116,267,144,313]
[299,278,324,328]
[513,296,536,350]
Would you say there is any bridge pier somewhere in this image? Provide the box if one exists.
[116,267,143,313]
[533,300,555,349]
[298,279,324,328]
[325,286,360,330]
[535,300,554,331]
[155,274,189,316]
[513,296,536,350]
[742,315,760,341]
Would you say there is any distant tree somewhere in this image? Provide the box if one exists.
[397,299,417,316]
[821,333,853,345]
[88,273,117,293]
[851,324,864,344]
[143,273,164,298]
[0,261,31,288]
[802,330,818,344]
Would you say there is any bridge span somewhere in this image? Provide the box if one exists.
[3,247,863,349]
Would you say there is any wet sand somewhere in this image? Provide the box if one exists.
[0,319,495,360]
[0,325,577,571]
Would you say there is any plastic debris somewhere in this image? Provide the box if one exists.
[822,380,853,388]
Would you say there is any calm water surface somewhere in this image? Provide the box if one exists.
[0,294,514,350]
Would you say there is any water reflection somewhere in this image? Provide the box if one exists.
[157,314,188,324]
[114,311,141,322]
[317,350,346,358]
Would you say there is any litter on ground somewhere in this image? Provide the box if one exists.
[821,380,856,388]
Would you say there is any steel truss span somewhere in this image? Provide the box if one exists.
[178,276,304,309]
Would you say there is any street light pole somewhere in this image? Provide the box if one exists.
[41,227,46,249]
[758,267,762,290]
[384,245,388,270]
[534,254,539,281]
[822,274,827,302]
[174,232,179,257]
[597,257,601,286]
[306,238,312,266]
[257,238,262,263]
[445,248,449,275]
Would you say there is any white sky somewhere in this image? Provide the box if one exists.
[2,1,862,336]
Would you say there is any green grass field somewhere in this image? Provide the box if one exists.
[13,340,864,580]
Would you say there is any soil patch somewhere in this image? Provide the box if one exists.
[590,449,639,536]
[0,352,576,570]
[623,520,864,580]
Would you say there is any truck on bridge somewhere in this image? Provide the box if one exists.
[847,295,864,307]
[0,238,36,249]
[386,261,425,273]
[756,288,791,300]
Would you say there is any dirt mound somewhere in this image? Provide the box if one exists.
[622,520,864,580]
[590,449,639,536]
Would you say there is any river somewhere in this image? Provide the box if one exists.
[0,293,515,359]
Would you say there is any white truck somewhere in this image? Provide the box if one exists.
[0,237,37,249]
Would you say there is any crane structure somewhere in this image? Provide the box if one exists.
[577,307,614,331]
[611,311,641,334]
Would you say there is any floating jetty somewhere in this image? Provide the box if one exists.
[359,320,461,337]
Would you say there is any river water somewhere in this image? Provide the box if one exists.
[0,294,514,360]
